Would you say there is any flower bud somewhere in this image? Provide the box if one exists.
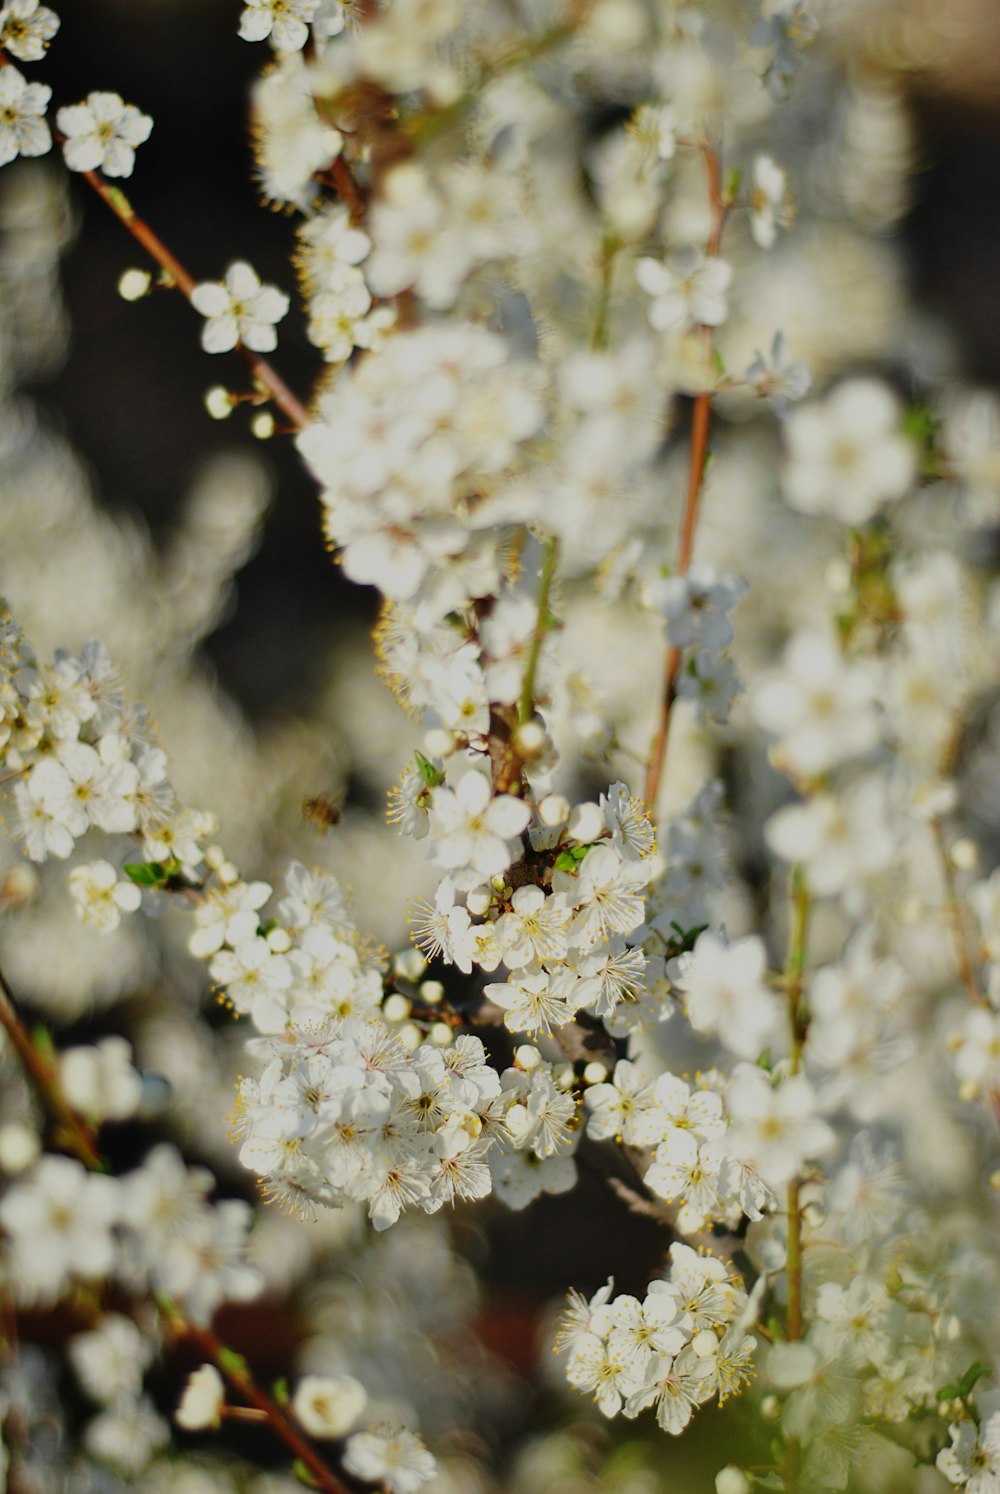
[393,949,425,982]
[175,1364,225,1431]
[292,1374,367,1440]
[539,794,570,827]
[383,994,411,1024]
[118,267,151,301]
[205,385,235,420]
[424,728,457,758]
[715,1469,751,1494]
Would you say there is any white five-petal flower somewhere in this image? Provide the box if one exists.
[191,261,291,354]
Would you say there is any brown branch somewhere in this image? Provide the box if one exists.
[0,966,102,1168]
[168,1316,353,1494]
[0,42,313,434]
[78,170,311,430]
[644,144,730,814]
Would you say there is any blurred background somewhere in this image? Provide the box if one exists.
[2,2,1000,1489]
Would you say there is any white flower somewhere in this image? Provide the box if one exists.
[937,1414,1000,1493]
[495,884,570,968]
[749,154,791,249]
[783,379,916,525]
[239,0,321,51]
[69,861,142,933]
[175,1364,225,1431]
[751,632,881,778]
[293,1374,368,1438]
[57,93,153,179]
[726,1067,834,1188]
[428,771,530,884]
[343,1426,437,1494]
[0,1155,120,1303]
[0,63,50,165]
[0,0,59,61]
[764,777,895,897]
[584,1059,661,1147]
[746,332,812,409]
[567,845,650,948]
[210,935,293,1031]
[59,1036,143,1122]
[636,249,732,330]
[68,1315,154,1405]
[190,261,290,354]
[675,932,781,1060]
[485,967,576,1036]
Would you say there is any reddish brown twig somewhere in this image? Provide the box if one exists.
[644,144,730,813]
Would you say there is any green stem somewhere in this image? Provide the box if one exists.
[518,537,559,725]
[783,866,810,1494]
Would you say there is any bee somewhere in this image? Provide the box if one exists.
[302,794,342,833]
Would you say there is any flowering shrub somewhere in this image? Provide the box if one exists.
[0,2,999,1493]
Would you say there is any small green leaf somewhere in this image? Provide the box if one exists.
[959,1361,988,1397]
[104,185,134,220]
[554,850,579,873]
[124,860,170,888]
[414,750,445,788]
[272,1376,290,1406]
[217,1347,250,1379]
[292,1458,320,1489]
[767,1315,785,1342]
[260,919,278,937]
[935,1383,959,1403]
[725,167,743,201]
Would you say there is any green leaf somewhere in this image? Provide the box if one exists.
[725,167,743,201]
[217,1347,250,1379]
[292,1459,320,1489]
[935,1383,959,1403]
[767,1315,785,1342]
[554,850,579,873]
[124,860,170,888]
[752,1475,784,1492]
[414,750,445,788]
[959,1361,988,1397]
[272,1376,290,1406]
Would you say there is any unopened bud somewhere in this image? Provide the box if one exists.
[383,994,412,1024]
[393,948,425,982]
[514,1044,541,1071]
[250,411,275,440]
[568,802,604,844]
[419,979,444,1006]
[951,838,978,871]
[514,720,548,759]
[715,1469,751,1494]
[397,1021,422,1052]
[266,927,292,953]
[424,728,457,758]
[205,385,235,420]
[118,267,152,301]
[539,794,570,827]
[554,1063,575,1091]
[429,1021,453,1047]
[0,1122,40,1174]
[466,885,491,916]
[582,1061,608,1086]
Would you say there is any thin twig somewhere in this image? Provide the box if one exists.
[644,144,730,813]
